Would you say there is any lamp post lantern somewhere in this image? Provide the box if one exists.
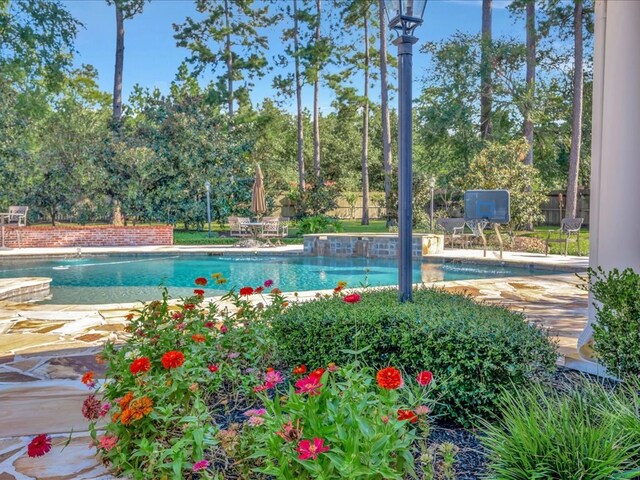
[384,0,427,302]
[429,175,436,232]
[204,180,211,238]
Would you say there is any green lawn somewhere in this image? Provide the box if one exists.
[520,226,590,256]
[173,219,390,246]
[175,221,590,256]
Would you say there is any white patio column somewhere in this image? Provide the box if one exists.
[578,0,640,362]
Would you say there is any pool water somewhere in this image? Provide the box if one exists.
[0,254,553,304]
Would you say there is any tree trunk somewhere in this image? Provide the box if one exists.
[293,0,305,196]
[112,3,124,126]
[361,13,370,226]
[480,0,493,140]
[378,0,392,225]
[566,0,583,219]
[523,0,535,165]
[313,0,321,178]
[224,0,234,117]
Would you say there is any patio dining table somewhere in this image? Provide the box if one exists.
[241,221,265,239]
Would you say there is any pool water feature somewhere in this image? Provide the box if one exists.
[0,254,558,304]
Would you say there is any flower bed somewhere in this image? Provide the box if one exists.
[20,277,560,478]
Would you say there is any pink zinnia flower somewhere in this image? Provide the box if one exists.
[98,435,118,451]
[193,459,209,472]
[220,325,229,334]
[243,408,267,417]
[172,311,184,321]
[253,384,269,393]
[99,402,111,418]
[264,370,283,386]
[295,374,323,396]
[415,405,431,416]
[248,416,266,427]
[82,395,102,420]
[264,279,274,287]
[296,437,329,460]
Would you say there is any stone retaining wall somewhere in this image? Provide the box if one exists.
[0,225,173,248]
[303,234,444,258]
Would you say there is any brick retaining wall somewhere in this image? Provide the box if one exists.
[0,225,173,248]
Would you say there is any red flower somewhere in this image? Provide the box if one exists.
[195,277,208,286]
[255,286,264,294]
[161,351,185,369]
[293,364,307,375]
[130,357,151,375]
[239,286,254,296]
[416,371,433,386]
[81,371,95,388]
[296,437,329,460]
[343,293,361,304]
[220,325,228,333]
[308,368,325,381]
[194,289,205,296]
[172,312,184,321]
[295,374,323,396]
[27,434,52,458]
[208,364,219,373]
[397,409,418,423]
[183,303,196,311]
[376,367,403,390]
[125,313,135,321]
[191,334,206,343]
[333,285,344,293]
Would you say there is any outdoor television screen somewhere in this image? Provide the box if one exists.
[464,190,510,224]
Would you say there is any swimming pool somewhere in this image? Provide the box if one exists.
[0,254,556,304]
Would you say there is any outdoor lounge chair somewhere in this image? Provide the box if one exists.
[436,218,467,248]
[545,217,583,256]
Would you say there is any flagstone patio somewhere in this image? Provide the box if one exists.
[0,246,590,479]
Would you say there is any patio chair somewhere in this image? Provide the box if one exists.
[262,217,280,238]
[6,206,28,226]
[278,217,289,237]
[228,216,250,237]
[435,218,467,248]
[545,217,583,256]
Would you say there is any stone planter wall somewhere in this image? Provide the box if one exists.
[0,225,173,248]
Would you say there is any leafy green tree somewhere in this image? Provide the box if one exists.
[30,67,111,224]
[460,139,546,232]
[0,0,80,86]
[174,0,275,117]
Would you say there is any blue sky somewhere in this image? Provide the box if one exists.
[63,0,523,112]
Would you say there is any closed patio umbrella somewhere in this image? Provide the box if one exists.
[251,164,267,218]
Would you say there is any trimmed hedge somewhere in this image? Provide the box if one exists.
[271,287,557,425]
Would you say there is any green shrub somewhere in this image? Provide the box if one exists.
[270,287,556,425]
[481,379,640,479]
[296,215,344,235]
[588,266,640,377]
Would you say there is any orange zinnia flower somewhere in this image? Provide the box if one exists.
[128,396,153,421]
[192,334,206,343]
[161,350,185,369]
[376,367,403,390]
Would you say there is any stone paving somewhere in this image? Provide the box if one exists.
[0,246,590,479]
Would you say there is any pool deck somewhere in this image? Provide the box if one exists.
[0,245,592,479]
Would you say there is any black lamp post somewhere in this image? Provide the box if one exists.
[429,175,436,232]
[384,0,427,302]
[204,180,211,238]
